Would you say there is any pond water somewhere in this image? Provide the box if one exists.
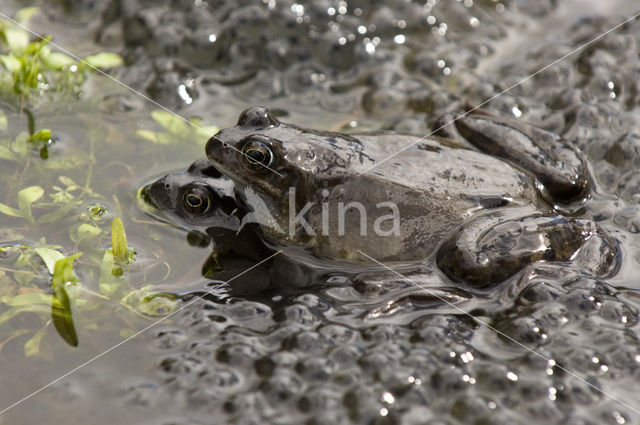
[1,0,640,424]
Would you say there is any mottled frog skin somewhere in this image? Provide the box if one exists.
[201,106,616,286]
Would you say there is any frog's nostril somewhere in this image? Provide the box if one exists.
[206,137,230,164]
[210,137,227,149]
[208,137,227,152]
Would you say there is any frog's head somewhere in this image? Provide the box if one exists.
[206,107,291,200]
[205,106,358,247]
[140,158,238,228]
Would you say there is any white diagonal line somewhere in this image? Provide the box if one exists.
[0,250,281,416]
[356,249,640,417]
[357,11,640,176]
[0,11,283,177]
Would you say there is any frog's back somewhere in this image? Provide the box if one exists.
[302,132,542,262]
[353,133,539,211]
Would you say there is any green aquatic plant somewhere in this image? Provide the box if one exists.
[111,217,133,265]
[27,128,52,158]
[50,253,81,347]
[0,7,123,165]
[0,217,179,356]
[0,7,123,109]
[0,242,80,354]
[0,8,190,358]
[0,183,86,225]
[0,185,43,223]
[136,110,219,145]
[0,120,57,161]
[98,217,135,296]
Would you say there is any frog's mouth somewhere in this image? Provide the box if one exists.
[206,157,283,207]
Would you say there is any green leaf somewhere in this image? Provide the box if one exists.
[0,54,21,73]
[0,111,6,132]
[51,253,81,288]
[29,128,51,143]
[14,131,29,149]
[51,253,81,347]
[111,217,128,264]
[75,223,102,242]
[0,202,22,218]
[83,52,123,69]
[137,292,179,316]
[17,185,44,223]
[15,7,39,26]
[24,325,47,357]
[98,249,122,296]
[37,202,78,224]
[42,51,75,70]
[13,271,34,286]
[33,247,64,274]
[193,125,219,138]
[0,145,19,161]
[135,129,174,145]
[51,287,78,347]
[0,304,50,325]
[58,175,78,189]
[3,27,29,54]
[151,110,190,138]
[2,291,52,307]
[139,112,219,144]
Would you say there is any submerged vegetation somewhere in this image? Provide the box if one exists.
[0,7,122,109]
[0,8,201,357]
[0,215,180,356]
[136,110,218,145]
[0,7,122,159]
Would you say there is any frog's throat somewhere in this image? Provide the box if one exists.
[205,155,254,188]
[208,158,285,207]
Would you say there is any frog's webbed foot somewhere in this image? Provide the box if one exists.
[436,212,618,287]
[434,107,590,205]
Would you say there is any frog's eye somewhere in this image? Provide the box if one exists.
[241,139,275,171]
[182,185,211,216]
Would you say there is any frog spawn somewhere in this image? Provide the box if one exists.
[122,3,640,424]
[131,264,639,424]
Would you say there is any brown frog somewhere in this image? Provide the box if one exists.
[203,106,617,287]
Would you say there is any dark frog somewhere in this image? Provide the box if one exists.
[142,158,237,225]
[202,106,617,287]
[140,158,266,259]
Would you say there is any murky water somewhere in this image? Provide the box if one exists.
[1,0,640,424]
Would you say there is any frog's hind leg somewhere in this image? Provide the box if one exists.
[434,107,590,205]
[436,212,618,287]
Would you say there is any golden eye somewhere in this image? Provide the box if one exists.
[245,147,269,164]
[182,187,211,216]
[186,193,203,208]
[241,139,274,171]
